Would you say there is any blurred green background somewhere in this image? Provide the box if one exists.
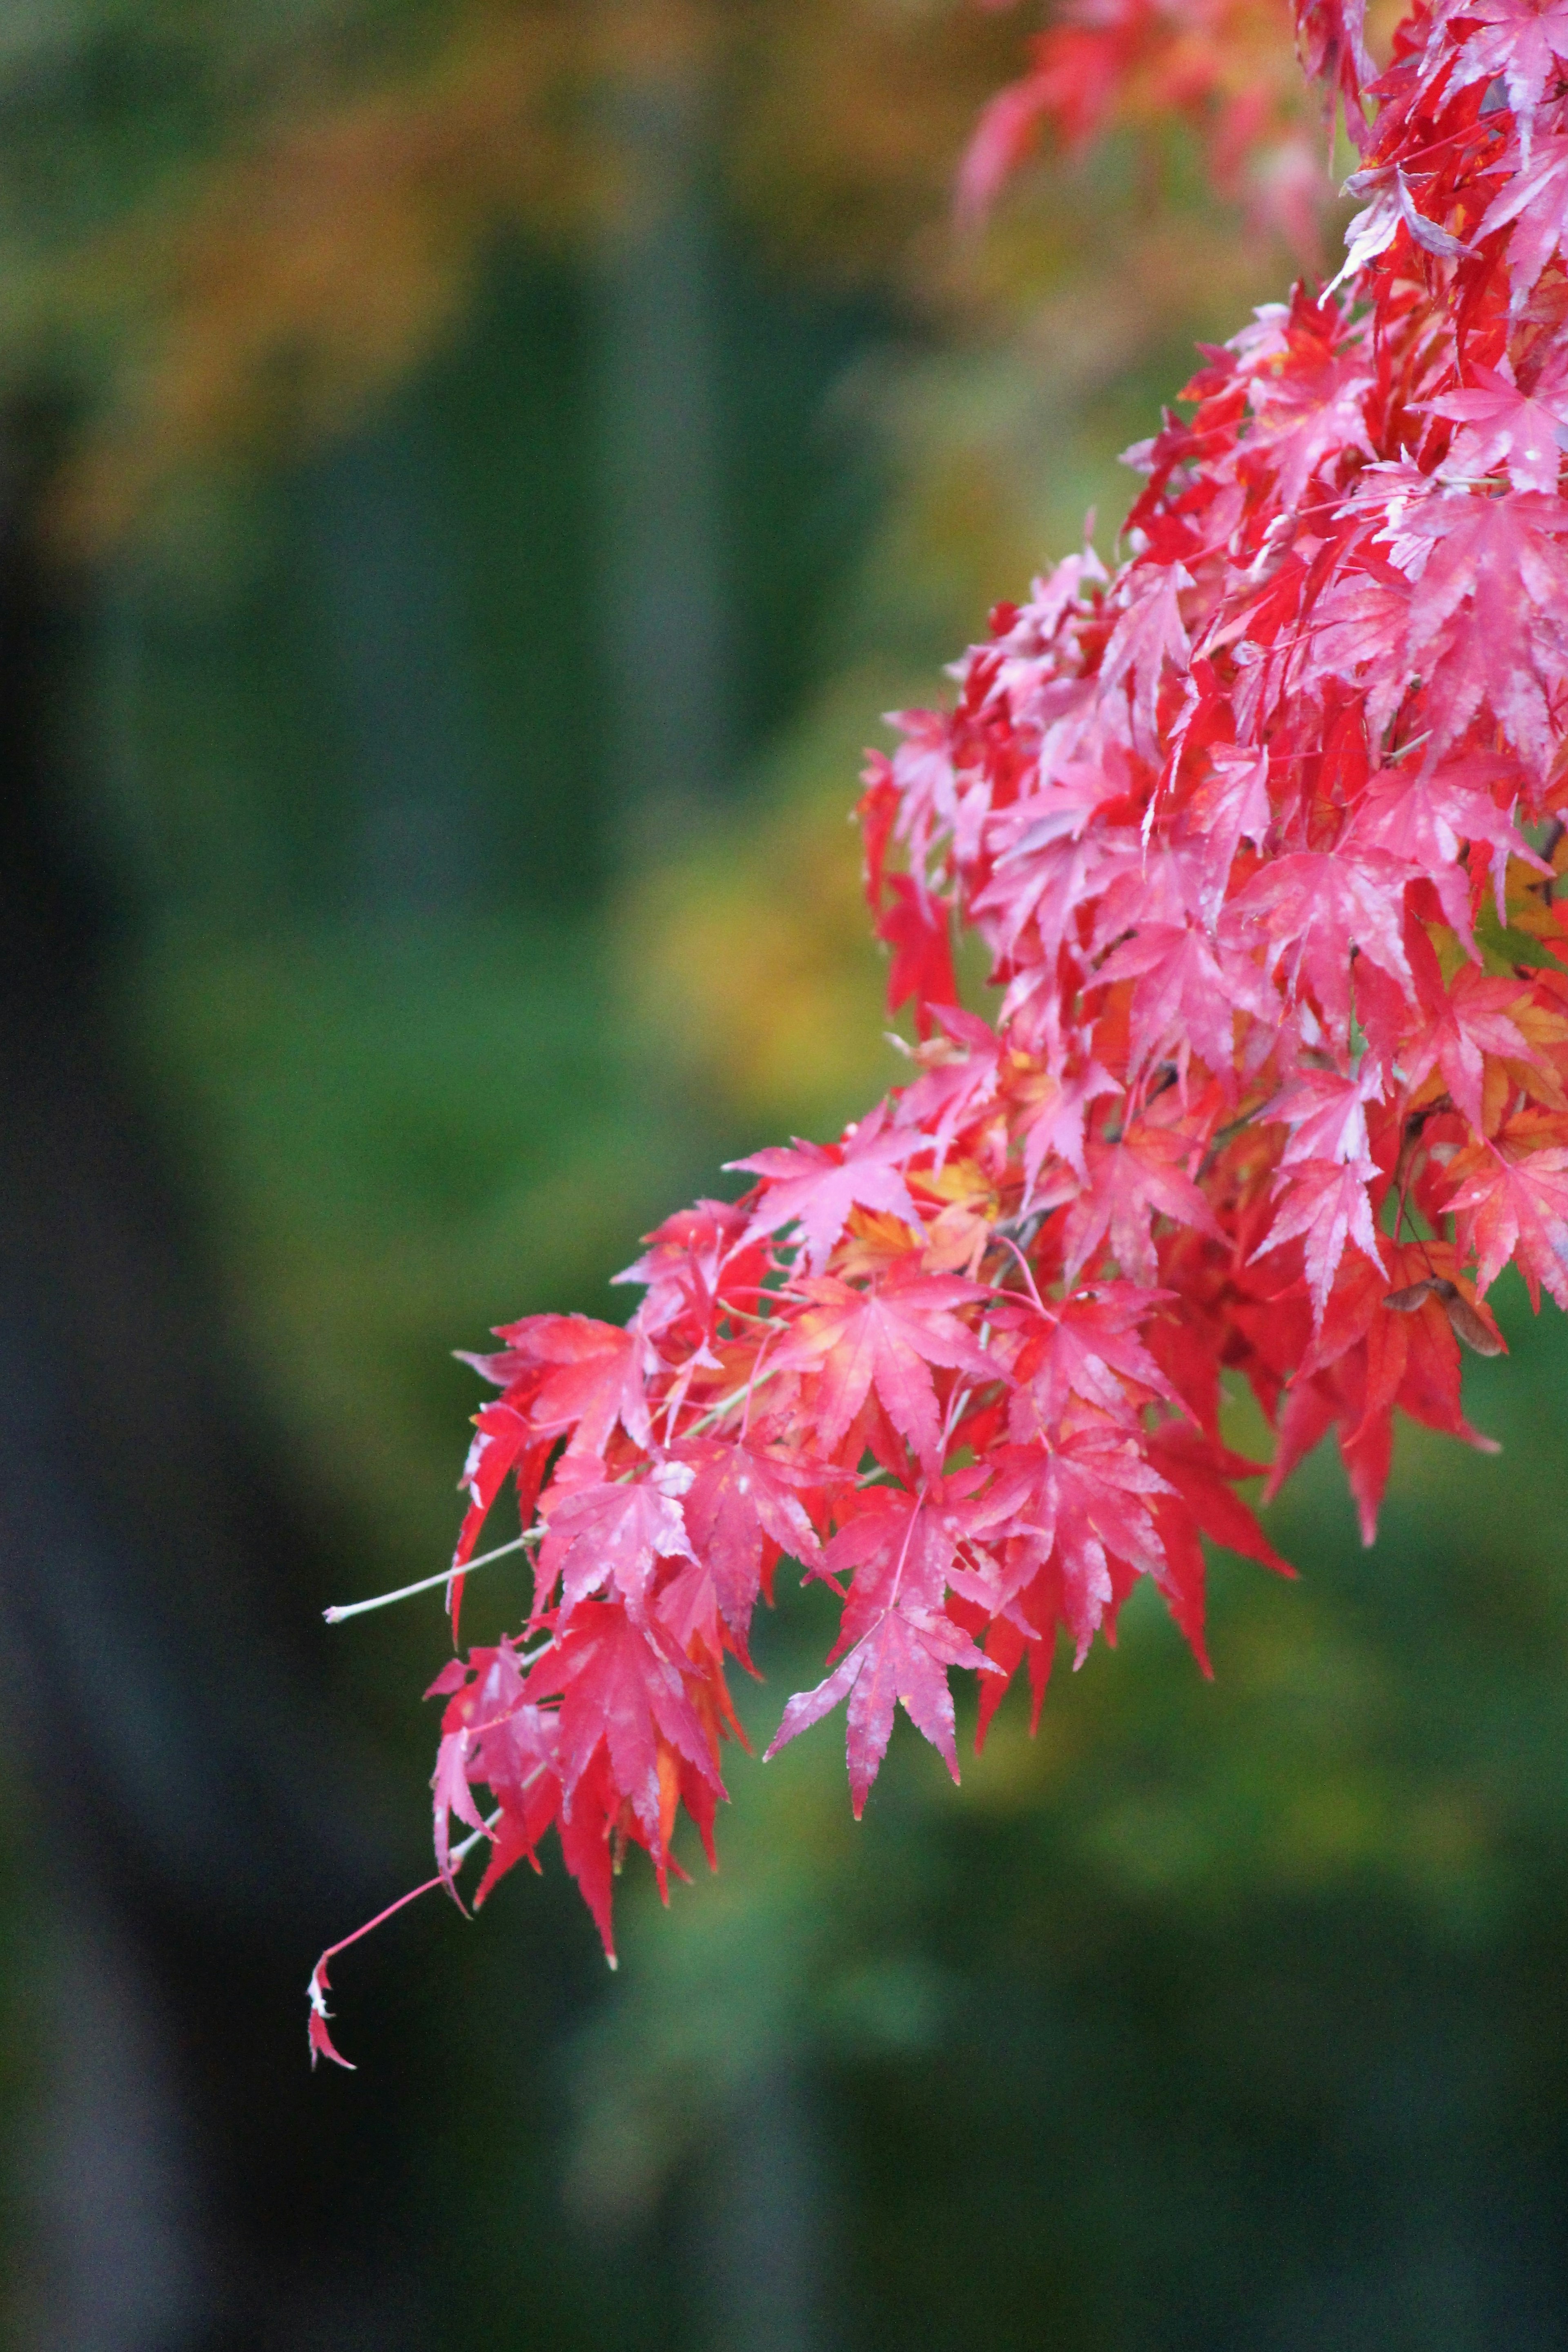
[2,4,1567,2348]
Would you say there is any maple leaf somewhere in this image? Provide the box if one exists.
[536,1466,695,1626]
[1223,847,1413,1035]
[1444,1117,1568,1308]
[1148,1424,1292,1575]
[1099,561,1192,756]
[469,1700,562,1909]
[987,1427,1174,1658]
[674,1436,828,1639]
[1402,925,1532,1130]
[976,768,1140,962]
[731,1106,927,1274]
[429,1645,564,1906]
[1016,1053,1121,1194]
[883,705,963,878]
[764,1487,993,1812]
[1358,479,1568,768]
[957,74,1050,225]
[307,1957,355,2072]
[893,1006,1005,1167]
[524,1603,723,1949]
[1002,1283,1178,1433]
[1096,920,1263,1086]
[1477,127,1568,305]
[956,14,1138,225]
[1425,362,1568,496]
[1242,327,1374,506]
[772,1267,997,1476]
[1442,0,1568,139]
[1346,753,1541,939]
[875,872,959,1036]
[766,1605,989,1816]
[612,1198,768,1351]
[1178,744,1272,925]
[1061,1120,1223,1287]
[451,1400,534,1586]
[475,1313,653,1460]
[1268,1060,1385,1166]
[1254,1157,1383,1320]
[1297,0,1373,132]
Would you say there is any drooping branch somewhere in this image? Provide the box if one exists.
[315,0,1568,2053]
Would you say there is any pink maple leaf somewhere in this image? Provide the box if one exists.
[1444,1122,1568,1307]
[674,1436,828,1637]
[1478,129,1568,305]
[536,1469,695,1625]
[764,1486,993,1812]
[1062,1119,1223,1287]
[1223,847,1414,1035]
[1403,924,1532,1129]
[1425,361,1568,495]
[1253,1156,1384,1320]
[731,1106,926,1273]
[772,1268,997,1476]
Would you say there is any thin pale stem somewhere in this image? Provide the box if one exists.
[327,1342,791,1633]
[323,1530,537,1624]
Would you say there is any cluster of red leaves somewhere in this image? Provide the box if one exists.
[312,0,1568,2060]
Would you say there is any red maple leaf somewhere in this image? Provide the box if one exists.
[1243,327,1375,507]
[772,1267,997,1476]
[1061,1119,1222,1287]
[1269,1060,1385,1165]
[1443,0,1568,132]
[1096,920,1261,1085]
[1016,1055,1121,1194]
[1425,362,1568,496]
[1362,481,1568,768]
[987,1427,1173,1658]
[1443,1114,1568,1308]
[764,1486,993,1812]
[474,1314,653,1460]
[1477,128,1568,304]
[1402,924,1532,1131]
[766,1605,989,1816]
[1223,847,1414,1035]
[1002,1283,1178,1431]
[976,766,1141,960]
[524,1604,723,1939]
[429,1645,564,1904]
[536,1468,695,1625]
[1177,744,1272,925]
[893,1006,1006,1166]
[1346,753,1541,940]
[875,872,959,1036]
[1099,561,1192,755]
[1254,1156,1384,1320]
[731,1106,927,1273]
[673,1435,828,1638]
[451,1401,537,1576]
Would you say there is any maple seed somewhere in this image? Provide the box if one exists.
[1385,1277,1506,1358]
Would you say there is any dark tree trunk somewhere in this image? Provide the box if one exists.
[0,401,429,2351]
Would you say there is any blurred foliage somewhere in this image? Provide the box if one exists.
[0,0,1023,546]
[0,0,1303,549]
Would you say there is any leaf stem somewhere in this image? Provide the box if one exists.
[323,1530,538,1624]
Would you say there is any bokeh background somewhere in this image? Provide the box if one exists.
[3,4,1568,2348]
